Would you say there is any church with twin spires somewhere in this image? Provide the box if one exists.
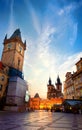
[47,76,63,99]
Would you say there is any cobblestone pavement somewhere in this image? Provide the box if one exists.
[0,110,82,130]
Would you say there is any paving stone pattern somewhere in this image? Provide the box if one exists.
[0,111,82,130]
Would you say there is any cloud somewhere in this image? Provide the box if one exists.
[58,4,73,16]
[58,9,64,15]
[8,0,15,35]
[30,7,41,35]
[69,23,78,45]
[58,1,82,16]
[37,25,56,67]
[23,0,81,98]
[58,52,82,82]
[24,0,41,35]
[23,24,56,98]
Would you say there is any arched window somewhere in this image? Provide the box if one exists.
[8,43,12,50]
[19,44,22,54]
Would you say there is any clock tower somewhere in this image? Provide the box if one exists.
[1,29,28,111]
[1,29,26,72]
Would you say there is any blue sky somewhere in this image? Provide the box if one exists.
[0,0,82,98]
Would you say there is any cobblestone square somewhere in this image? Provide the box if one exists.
[0,111,82,130]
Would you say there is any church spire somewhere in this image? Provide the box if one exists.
[56,75,62,85]
[55,75,62,91]
[48,77,52,85]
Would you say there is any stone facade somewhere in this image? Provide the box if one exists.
[47,76,63,99]
[4,76,27,111]
[72,58,82,99]
[29,97,63,110]
[64,58,82,99]
[1,29,26,72]
[64,72,74,99]
[0,29,28,111]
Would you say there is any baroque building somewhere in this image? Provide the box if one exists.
[47,76,63,99]
[72,58,82,99]
[0,29,28,111]
[64,72,74,99]
[64,58,82,99]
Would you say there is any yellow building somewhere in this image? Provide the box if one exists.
[29,97,63,110]
[30,97,41,110]
[72,58,82,99]
[64,72,74,99]
[64,58,82,99]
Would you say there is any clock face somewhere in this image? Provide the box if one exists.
[25,91,29,102]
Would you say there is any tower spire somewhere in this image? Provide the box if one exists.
[48,77,52,85]
[55,75,62,91]
[10,28,21,40]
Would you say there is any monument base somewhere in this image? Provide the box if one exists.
[4,105,26,112]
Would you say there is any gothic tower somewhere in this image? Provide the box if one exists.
[47,77,56,99]
[1,29,26,72]
[1,29,28,111]
[55,75,62,92]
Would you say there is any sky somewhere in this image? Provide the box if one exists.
[0,0,82,98]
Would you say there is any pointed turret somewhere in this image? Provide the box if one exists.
[56,75,62,85]
[55,75,62,91]
[4,34,7,40]
[10,29,21,40]
[48,77,52,85]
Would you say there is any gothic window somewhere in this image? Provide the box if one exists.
[8,43,12,50]
[19,45,22,54]
[18,59,21,67]
[0,85,2,90]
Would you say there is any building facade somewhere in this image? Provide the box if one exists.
[47,76,63,99]
[64,58,82,99]
[72,58,82,99]
[0,29,28,111]
[64,72,74,99]
[1,29,26,72]
[29,97,63,110]
[0,62,9,109]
